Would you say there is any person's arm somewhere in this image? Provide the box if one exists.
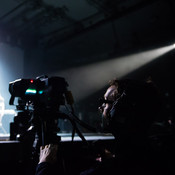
[35,144,58,175]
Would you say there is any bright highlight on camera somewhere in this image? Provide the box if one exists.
[25,89,37,94]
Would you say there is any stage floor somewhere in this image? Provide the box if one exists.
[0,132,114,142]
[58,132,114,141]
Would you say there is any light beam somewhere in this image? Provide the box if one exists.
[51,44,174,101]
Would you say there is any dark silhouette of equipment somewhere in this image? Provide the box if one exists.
[8,75,96,162]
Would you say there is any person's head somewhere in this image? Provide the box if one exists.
[99,85,118,119]
[99,78,162,140]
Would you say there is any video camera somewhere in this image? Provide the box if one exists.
[9,75,95,161]
[9,75,74,108]
[9,75,76,157]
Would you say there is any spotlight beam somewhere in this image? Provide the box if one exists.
[51,45,174,101]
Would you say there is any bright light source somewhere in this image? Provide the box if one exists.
[39,90,43,94]
[51,44,174,102]
[0,94,16,134]
[25,89,37,94]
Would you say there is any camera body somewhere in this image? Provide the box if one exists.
[9,75,69,108]
[9,75,74,157]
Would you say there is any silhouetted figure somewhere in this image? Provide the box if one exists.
[36,78,173,175]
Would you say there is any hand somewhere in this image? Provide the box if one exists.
[39,144,58,164]
[96,149,115,162]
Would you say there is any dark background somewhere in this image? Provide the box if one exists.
[0,0,175,174]
[0,0,175,133]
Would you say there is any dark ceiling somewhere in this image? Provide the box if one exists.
[0,0,175,51]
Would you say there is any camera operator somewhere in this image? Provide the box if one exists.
[35,78,172,175]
